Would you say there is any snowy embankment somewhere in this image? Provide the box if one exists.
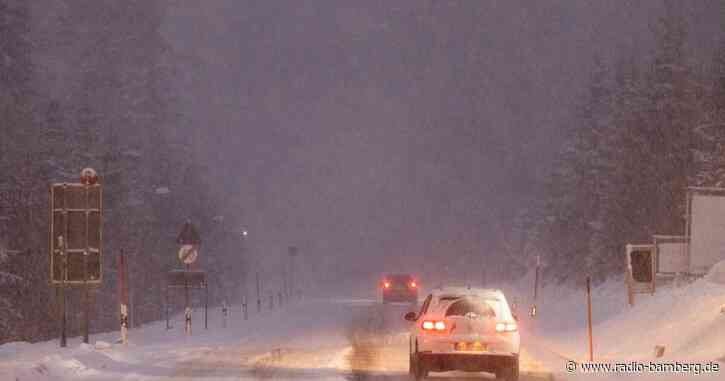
[0,299,359,381]
[508,263,725,365]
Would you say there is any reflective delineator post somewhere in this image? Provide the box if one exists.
[586,276,594,362]
[120,304,129,344]
[256,272,261,313]
[531,255,540,318]
[119,252,129,343]
[185,307,192,335]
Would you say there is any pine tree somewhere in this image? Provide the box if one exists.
[646,0,700,235]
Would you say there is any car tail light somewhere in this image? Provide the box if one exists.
[409,281,417,288]
[383,281,390,289]
[422,320,447,332]
[495,322,518,332]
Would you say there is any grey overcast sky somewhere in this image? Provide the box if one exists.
[158,0,723,285]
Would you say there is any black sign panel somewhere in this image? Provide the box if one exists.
[630,250,653,283]
[176,222,201,245]
[49,183,102,285]
[167,270,206,288]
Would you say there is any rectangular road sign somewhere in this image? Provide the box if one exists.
[626,244,655,294]
[49,183,103,285]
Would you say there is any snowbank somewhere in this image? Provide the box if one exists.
[705,260,725,285]
[506,270,725,364]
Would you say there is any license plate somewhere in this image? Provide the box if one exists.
[454,342,487,352]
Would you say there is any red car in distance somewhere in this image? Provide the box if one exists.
[382,274,419,305]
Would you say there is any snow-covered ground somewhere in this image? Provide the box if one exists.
[2,267,725,381]
[0,299,367,381]
[507,264,725,380]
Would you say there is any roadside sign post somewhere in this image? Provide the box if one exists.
[166,270,207,334]
[50,169,102,348]
[59,235,67,348]
[175,221,201,332]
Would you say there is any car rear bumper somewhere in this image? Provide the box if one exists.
[417,351,518,373]
[382,290,417,302]
[418,332,520,355]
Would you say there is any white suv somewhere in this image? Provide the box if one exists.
[404,287,520,380]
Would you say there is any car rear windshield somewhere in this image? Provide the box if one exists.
[388,274,413,283]
[444,297,500,318]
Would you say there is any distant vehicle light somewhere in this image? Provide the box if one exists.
[434,321,446,331]
[410,282,417,288]
[422,321,435,330]
[383,281,391,289]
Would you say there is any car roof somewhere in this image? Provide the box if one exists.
[430,286,503,300]
[385,273,414,279]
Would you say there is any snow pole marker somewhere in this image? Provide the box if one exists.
[185,306,192,335]
[120,304,129,344]
[531,255,540,318]
[586,276,594,362]
[118,252,129,344]
[242,295,248,320]
[256,271,261,313]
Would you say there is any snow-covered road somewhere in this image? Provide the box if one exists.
[2,298,554,381]
[5,276,725,381]
[154,298,556,381]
